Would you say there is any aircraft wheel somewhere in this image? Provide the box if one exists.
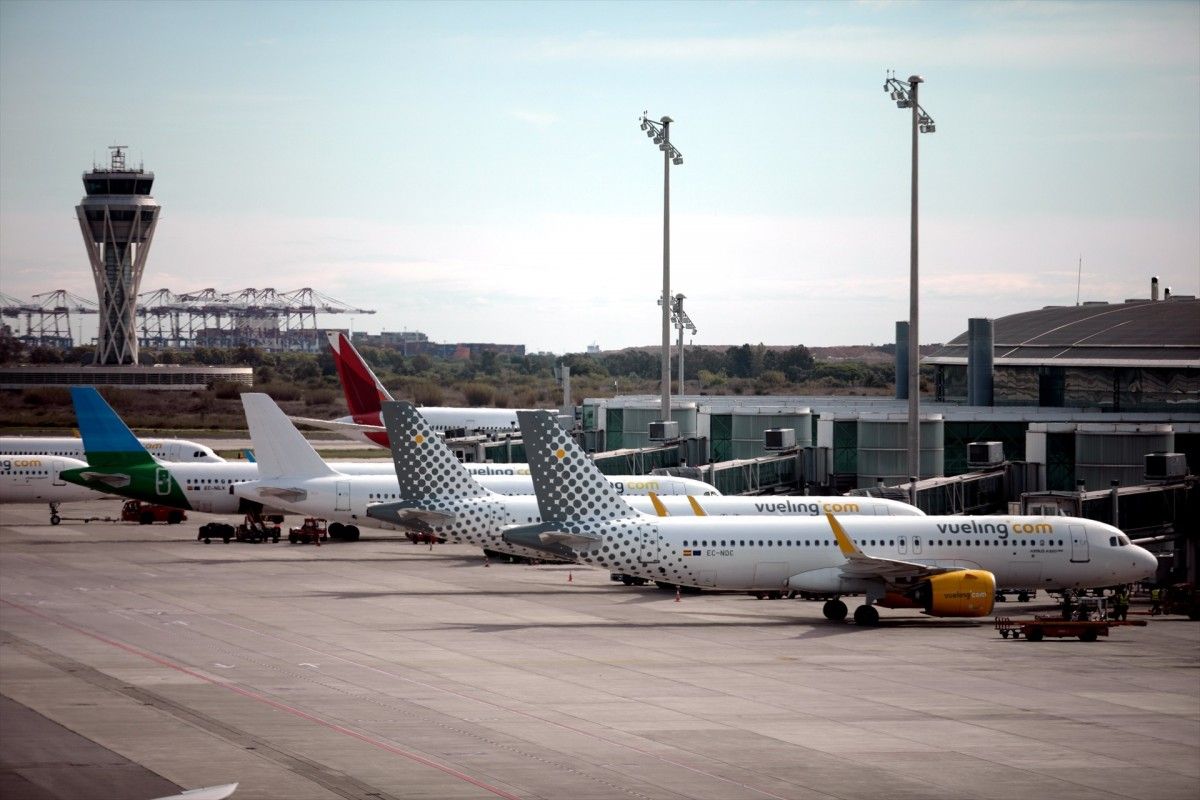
[329,522,345,540]
[822,599,848,621]
[1027,629,1044,642]
[50,514,61,526]
[1018,591,1031,603]
[345,525,360,542]
[854,604,880,626]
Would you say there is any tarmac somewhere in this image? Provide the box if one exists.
[1,499,1197,800]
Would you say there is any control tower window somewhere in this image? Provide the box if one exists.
[135,179,152,193]
[109,178,135,194]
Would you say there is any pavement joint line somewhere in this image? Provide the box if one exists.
[102,607,663,800]
[1,598,523,800]
[30,547,818,800]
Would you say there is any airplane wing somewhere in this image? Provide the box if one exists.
[365,501,456,532]
[826,513,957,581]
[502,521,600,551]
[253,486,308,503]
[288,416,384,435]
[78,471,131,488]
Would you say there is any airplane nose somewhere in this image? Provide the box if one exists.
[1135,547,1159,580]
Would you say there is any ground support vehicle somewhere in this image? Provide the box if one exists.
[995,615,1147,642]
[610,573,648,587]
[288,517,328,545]
[994,589,1035,603]
[198,522,235,544]
[1152,583,1200,620]
[122,500,185,525]
[235,513,281,543]
[197,512,280,544]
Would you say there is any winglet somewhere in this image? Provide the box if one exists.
[647,492,668,517]
[327,331,393,418]
[826,512,861,557]
[240,394,336,480]
[70,387,156,468]
[686,496,708,516]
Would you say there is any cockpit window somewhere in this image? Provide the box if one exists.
[1119,535,1131,547]
[1109,536,1117,546]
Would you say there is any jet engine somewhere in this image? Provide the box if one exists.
[879,570,996,617]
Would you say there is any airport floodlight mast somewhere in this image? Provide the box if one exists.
[883,71,935,486]
[658,292,698,395]
[640,112,684,422]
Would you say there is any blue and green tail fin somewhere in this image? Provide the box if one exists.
[69,387,157,468]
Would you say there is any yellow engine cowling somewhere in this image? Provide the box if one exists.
[880,570,997,617]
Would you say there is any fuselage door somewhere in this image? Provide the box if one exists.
[335,481,351,512]
[51,459,66,486]
[637,525,660,564]
[1069,524,1089,563]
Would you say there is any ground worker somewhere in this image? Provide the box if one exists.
[1113,586,1130,621]
[1061,590,1076,621]
[1150,586,1163,615]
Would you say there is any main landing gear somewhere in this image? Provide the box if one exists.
[49,502,61,525]
[821,598,881,625]
[822,599,848,621]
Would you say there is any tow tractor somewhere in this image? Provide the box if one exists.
[121,500,186,525]
[288,517,328,545]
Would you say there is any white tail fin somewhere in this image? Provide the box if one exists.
[380,401,489,501]
[516,410,638,525]
[240,394,336,480]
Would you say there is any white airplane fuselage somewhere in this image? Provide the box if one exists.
[563,515,1157,594]
[236,476,922,558]
[0,437,224,463]
[0,455,110,504]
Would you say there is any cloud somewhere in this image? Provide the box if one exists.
[514,11,1198,69]
[1,209,1195,352]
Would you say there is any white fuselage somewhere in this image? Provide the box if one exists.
[0,437,224,463]
[0,455,111,504]
[234,476,921,558]
[93,459,715,515]
[565,515,1157,594]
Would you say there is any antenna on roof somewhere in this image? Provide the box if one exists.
[1080,256,1089,307]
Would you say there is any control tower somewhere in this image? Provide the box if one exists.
[76,146,160,364]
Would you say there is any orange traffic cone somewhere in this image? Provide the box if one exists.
[675,586,681,603]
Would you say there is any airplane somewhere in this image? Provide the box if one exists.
[55,387,418,520]
[0,435,224,462]
[234,395,732,543]
[288,331,546,446]
[55,388,717,538]
[236,398,923,557]
[0,453,115,523]
[506,410,1159,625]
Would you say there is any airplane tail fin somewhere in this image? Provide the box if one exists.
[516,410,639,525]
[380,401,489,501]
[240,393,337,480]
[326,331,392,418]
[69,387,157,468]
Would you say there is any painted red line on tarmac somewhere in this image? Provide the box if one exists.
[1,598,522,800]
[209,617,796,800]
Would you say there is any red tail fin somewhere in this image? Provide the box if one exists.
[326,331,393,419]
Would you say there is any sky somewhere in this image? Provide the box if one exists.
[1,0,1197,354]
